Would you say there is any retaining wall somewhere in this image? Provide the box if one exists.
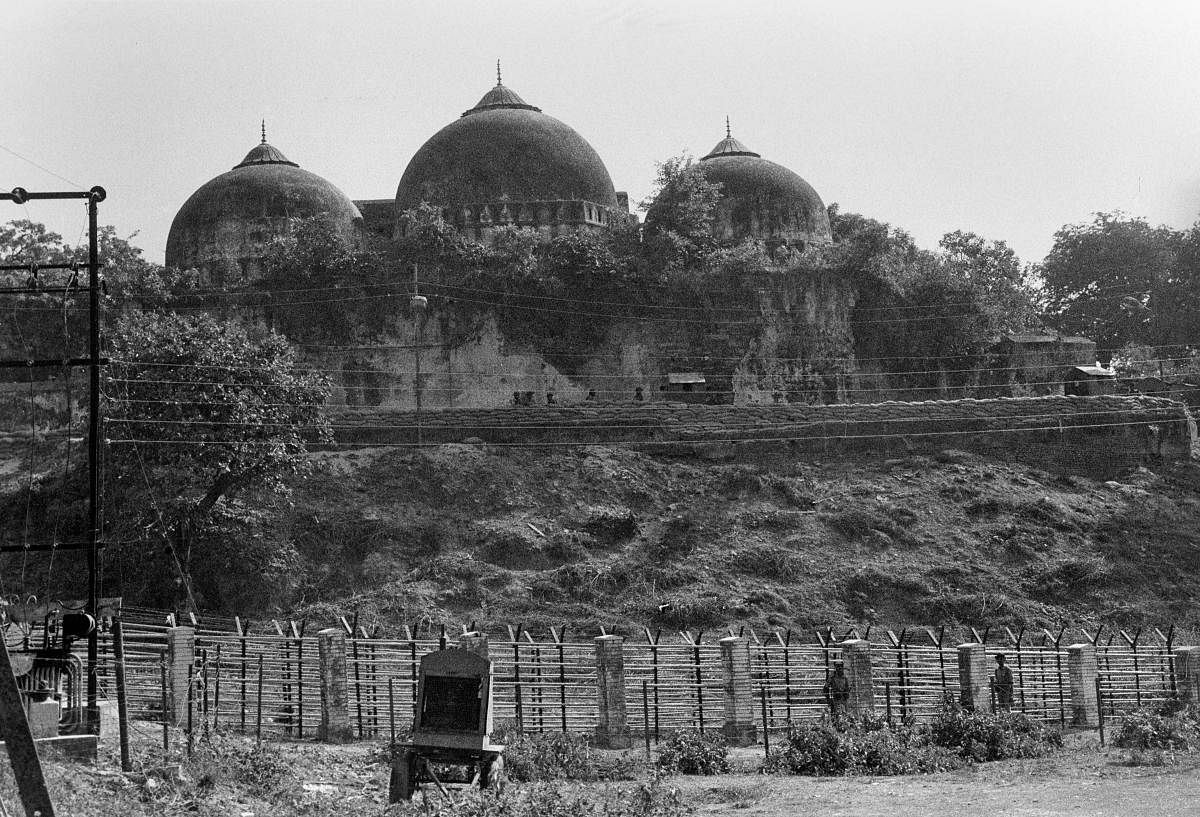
[329,394,1195,475]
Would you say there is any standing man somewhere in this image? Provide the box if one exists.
[993,653,1014,713]
[823,661,850,727]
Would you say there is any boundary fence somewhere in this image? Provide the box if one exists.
[11,611,1181,743]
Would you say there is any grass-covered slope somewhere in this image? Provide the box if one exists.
[281,443,1200,635]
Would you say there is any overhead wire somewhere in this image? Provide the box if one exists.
[104,416,1185,450]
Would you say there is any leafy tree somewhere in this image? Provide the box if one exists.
[939,230,1041,334]
[103,311,330,608]
[641,154,723,275]
[1041,213,1178,355]
[257,215,396,344]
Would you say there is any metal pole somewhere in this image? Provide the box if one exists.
[160,656,169,752]
[256,654,264,744]
[213,644,222,730]
[642,681,651,759]
[86,187,104,728]
[186,662,194,757]
[760,683,770,758]
[112,620,132,772]
[389,677,396,744]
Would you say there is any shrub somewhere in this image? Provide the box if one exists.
[765,719,964,776]
[766,699,1060,776]
[497,730,600,782]
[764,722,849,775]
[655,730,729,775]
[1113,708,1197,751]
[929,704,1063,762]
[189,733,293,797]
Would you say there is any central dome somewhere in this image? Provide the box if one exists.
[395,80,618,229]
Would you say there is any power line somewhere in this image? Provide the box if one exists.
[103,416,1186,450]
[99,402,1184,432]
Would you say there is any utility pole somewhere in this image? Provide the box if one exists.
[0,185,108,732]
[410,264,428,446]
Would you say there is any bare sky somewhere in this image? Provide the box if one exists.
[4,0,1200,266]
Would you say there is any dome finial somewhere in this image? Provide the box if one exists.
[261,119,267,145]
[496,59,502,86]
[726,116,731,139]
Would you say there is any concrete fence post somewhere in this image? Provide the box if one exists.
[1174,646,1200,705]
[165,626,196,727]
[594,635,631,748]
[718,636,757,746]
[842,639,875,717]
[1065,643,1099,728]
[460,631,490,659]
[957,643,991,714]
[317,628,353,742]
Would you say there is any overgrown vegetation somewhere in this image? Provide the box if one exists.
[387,777,689,817]
[1113,704,1200,764]
[654,730,730,775]
[766,698,1062,776]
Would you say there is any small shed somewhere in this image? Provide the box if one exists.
[664,372,707,403]
[1064,365,1117,396]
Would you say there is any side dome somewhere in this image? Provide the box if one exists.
[396,78,619,240]
[166,135,362,282]
[695,125,831,246]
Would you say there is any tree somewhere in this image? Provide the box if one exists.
[939,230,1041,334]
[640,154,723,274]
[1041,213,1179,355]
[103,311,330,608]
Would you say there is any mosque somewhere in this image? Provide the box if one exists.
[163,71,1087,408]
[165,69,832,278]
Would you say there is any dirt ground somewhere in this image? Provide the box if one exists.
[8,728,1200,816]
[681,742,1200,816]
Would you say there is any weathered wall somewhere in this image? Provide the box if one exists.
[313,267,859,410]
[327,395,1194,476]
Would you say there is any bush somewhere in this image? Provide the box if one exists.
[929,702,1062,762]
[497,730,600,782]
[765,720,963,776]
[655,730,729,775]
[764,722,849,775]
[766,699,1060,776]
[190,733,293,797]
[1113,708,1198,751]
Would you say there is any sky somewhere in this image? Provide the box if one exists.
[4,0,1200,267]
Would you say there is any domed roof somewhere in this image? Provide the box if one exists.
[395,79,618,211]
[696,124,831,244]
[166,132,362,271]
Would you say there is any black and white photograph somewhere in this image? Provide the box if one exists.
[2,1,1200,814]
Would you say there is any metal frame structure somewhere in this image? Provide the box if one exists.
[0,185,108,726]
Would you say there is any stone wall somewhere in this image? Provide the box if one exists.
[328,394,1194,475]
